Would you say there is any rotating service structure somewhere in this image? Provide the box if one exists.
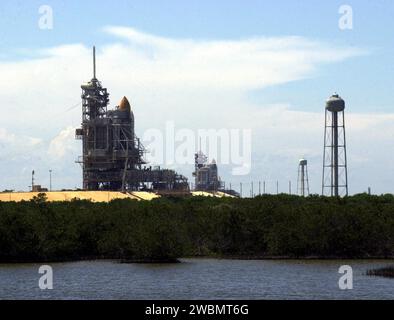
[75,47,189,192]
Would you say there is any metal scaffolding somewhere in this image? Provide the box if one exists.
[322,94,348,196]
[297,159,309,196]
[75,47,189,192]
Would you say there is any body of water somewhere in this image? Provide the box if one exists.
[0,259,393,299]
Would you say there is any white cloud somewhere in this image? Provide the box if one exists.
[101,26,365,90]
[0,27,391,194]
[48,126,78,159]
[0,128,15,143]
[0,127,43,152]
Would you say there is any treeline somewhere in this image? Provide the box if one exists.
[0,193,393,262]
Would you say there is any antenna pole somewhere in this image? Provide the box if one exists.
[93,46,96,79]
[31,170,35,192]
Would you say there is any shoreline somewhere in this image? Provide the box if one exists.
[1,255,394,264]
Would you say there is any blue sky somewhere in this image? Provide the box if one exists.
[1,0,393,111]
[0,1,393,194]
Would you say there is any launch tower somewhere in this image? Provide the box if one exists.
[75,47,188,192]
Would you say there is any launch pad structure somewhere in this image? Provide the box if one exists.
[75,47,189,192]
[193,150,223,191]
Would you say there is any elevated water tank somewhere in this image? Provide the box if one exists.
[299,159,307,166]
[326,94,345,112]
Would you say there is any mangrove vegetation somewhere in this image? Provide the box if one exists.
[0,193,393,262]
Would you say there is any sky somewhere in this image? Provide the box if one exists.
[0,0,393,195]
